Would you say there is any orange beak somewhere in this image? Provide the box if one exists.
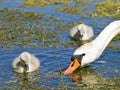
[64,59,80,75]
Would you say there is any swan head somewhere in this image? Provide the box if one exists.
[19,52,31,72]
[64,20,120,75]
[64,43,98,75]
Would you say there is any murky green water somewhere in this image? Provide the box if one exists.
[0,0,120,89]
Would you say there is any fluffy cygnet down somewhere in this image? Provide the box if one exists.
[70,24,94,41]
[12,52,40,73]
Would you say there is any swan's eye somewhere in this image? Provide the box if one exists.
[71,53,85,61]
[82,53,85,56]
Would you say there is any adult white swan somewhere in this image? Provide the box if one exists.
[70,23,94,41]
[12,52,40,73]
[64,20,120,75]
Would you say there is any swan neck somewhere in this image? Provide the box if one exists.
[92,24,120,53]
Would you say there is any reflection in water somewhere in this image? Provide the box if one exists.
[67,66,120,89]
[68,67,106,88]
[0,47,119,89]
[0,0,119,89]
[13,71,40,89]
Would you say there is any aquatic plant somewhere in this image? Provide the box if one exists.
[21,0,67,8]
[113,34,120,41]
[0,1,119,50]
[0,8,45,48]
[0,8,80,49]
[92,0,120,19]
[73,0,91,6]
[21,0,93,8]
[56,7,83,14]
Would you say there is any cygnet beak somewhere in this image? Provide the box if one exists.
[20,58,29,72]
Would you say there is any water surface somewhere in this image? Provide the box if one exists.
[0,0,120,89]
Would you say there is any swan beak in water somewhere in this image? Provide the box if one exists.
[64,59,80,75]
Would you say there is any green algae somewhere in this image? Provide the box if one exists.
[0,8,119,51]
[74,0,92,6]
[0,1,119,90]
[21,0,93,8]
[0,8,78,49]
[21,0,68,8]
[0,1,119,50]
[108,43,120,51]
[91,0,120,19]
[113,34,120,41]
[55,7,83,14]
[0,8,45,48]
[20,0,120,19]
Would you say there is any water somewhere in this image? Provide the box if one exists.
[0,0,120,89]
[0,48,120,89]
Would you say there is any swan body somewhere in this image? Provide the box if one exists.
[12,52,40,73]
[64,20,120,75]
[70,24,94,41]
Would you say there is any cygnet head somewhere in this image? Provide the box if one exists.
[77,24,85,35]
[77,24,93,40]
[70,24,93,41]
[20,52,31,65]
